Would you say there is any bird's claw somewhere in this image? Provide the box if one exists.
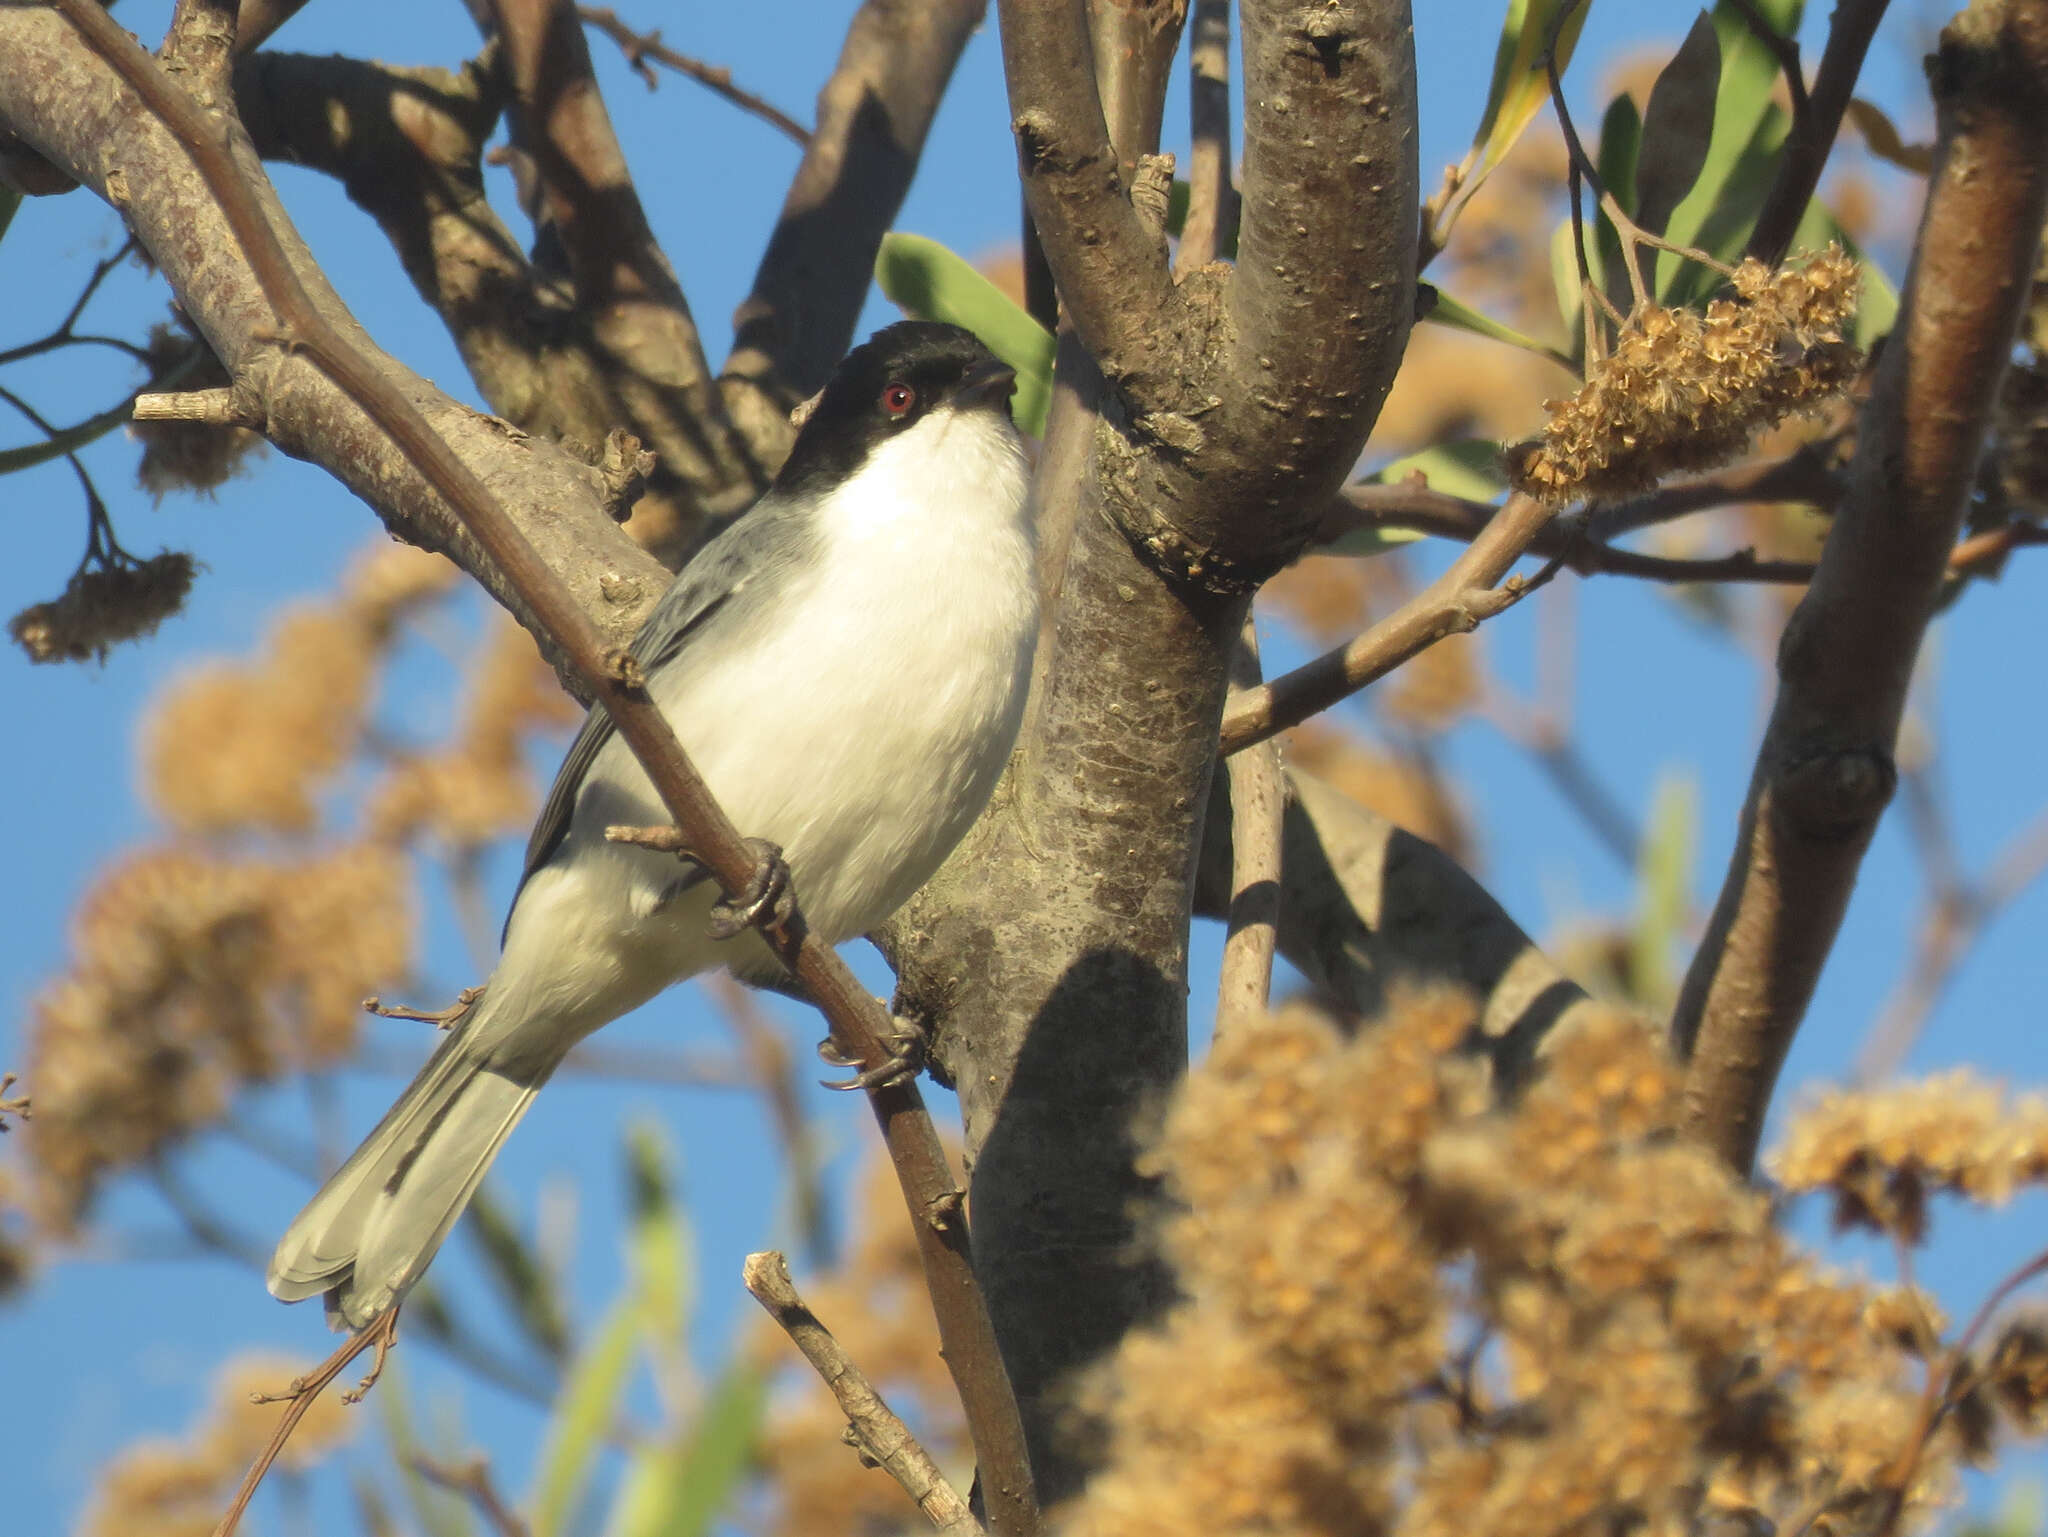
[364,985,484,1031]
[706,839,792,940]
[819,1015,929,1092]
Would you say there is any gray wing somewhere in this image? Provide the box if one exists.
[512,534,759,903]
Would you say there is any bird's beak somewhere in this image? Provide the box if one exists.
[956,358,1018,411]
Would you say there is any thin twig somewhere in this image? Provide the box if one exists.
[1222,494,1561,755]
[1216,616,1284,1033]
[40,5,1033,1525]
[744,1251,984,1536]
[212,1309,401,1537]
[576,6,809,146]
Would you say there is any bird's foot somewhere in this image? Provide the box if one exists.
[707,838,792,940]
[819,1014,929,1091]
[364,986,484,1031]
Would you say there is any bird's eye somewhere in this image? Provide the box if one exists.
[880,382,916,418]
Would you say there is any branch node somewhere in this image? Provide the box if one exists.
[601,647,647,693]
[1774,746,1897,841]
[1130,151,1177,246]
[597,427,656,522]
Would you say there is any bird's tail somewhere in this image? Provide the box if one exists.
[268,1006,555,1331]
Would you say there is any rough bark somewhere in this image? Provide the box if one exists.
[1673,0,2048,1172]
[882,0,1420,1498]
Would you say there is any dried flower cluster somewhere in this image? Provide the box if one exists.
[1508,248,1864,504]
[753,1155,966,1537]
[367,613,582,849]
[1772,1071,2048,1241]
[21,842,412,1230]
[132,320,266,501]
[1053,993,2039,1537]
[9,550,196,664]
[75,1354,353,1537]
[144,543,457,834]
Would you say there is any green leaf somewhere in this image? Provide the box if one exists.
[1631,771,1697,1009]
[1470,0,1594,187]
[1377,439,1507,503]
[1634,11,1722,239]
[1655,0,1806,301]
[466,1181,573,1362]
[606,1363,769,1537]
[1593,93,1643,318]
[1419,284,1571,366]
[875,233,1056,437]
[530,1296,640,1537]
[1550,217,1586,346]
[624,1121,694,1358]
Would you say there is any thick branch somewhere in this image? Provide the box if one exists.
[0,5,667,675]
[723,0,986,457]
[492,0,767,525]
[996,0,1175,385]
[1673,0,2048,1172]
[1226,0,1418,530]
[1176,0,1234,275]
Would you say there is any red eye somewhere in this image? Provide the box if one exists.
[881,382,916,417]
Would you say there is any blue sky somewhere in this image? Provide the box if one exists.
[4,0,2044,1532]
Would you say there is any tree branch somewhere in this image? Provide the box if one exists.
[722,0,986,457]
[1672,0,2048,1173]
[1176,0,1235,276]
[744,1251,983,1537]
[1216,619,1283,1034]
[491,0,768,527]
[577,7,811,147]
[0,5,669,675]
[1746,0,1892,269]
[1221,493,1558,754]
[0,11,1035,1526]
[996,0,1175,386]
[1194,766,1598,1084]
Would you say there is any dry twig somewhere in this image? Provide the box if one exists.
[744,1250,983,1536]
[577,6,809,145]
[1221,493,1561,755]
[212,1308,400,1537]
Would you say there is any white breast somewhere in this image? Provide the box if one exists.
[653,403,1036,942]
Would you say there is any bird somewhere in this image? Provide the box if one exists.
[268,321,1037,1330]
